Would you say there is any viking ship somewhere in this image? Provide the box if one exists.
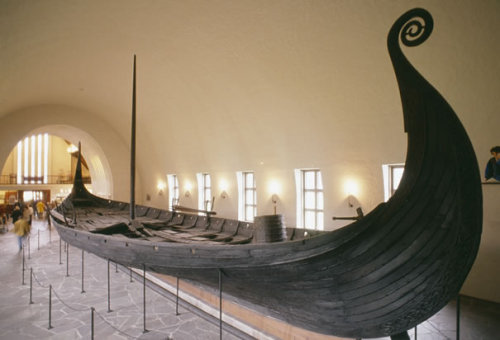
[50,8,482,339]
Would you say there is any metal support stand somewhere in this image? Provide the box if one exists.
[22,246,25,285]
[175,277,180,315]
[28,235,31,259]
[107,259,112,312]
[115,262,118,273]
[91,307,95,340]
[48,285,53,329]
[219,269,223,340]
[66,243,69,277]
[415,326,417,340]
[29,268,34,304]
[59,238,62,265]
[143,264,148,333]
[390,331,410,340]
[130,268,133,283]
[81,249,85,293]
[38,230,40,250]
[457,295,461,340]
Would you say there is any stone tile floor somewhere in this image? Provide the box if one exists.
[1,219,499,339]
[0,219,240,340]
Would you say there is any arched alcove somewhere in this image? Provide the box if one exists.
[27,125,113,198]
[0,105,131,201]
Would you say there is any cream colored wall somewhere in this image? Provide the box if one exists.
[127,1,500,303]
[0,0,498,303]
[462,185,500,302]
[49,136,71,179]
[1,150,15,176]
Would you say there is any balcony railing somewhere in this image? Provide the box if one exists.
[0,175,91,185]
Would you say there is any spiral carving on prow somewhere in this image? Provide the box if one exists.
[398,8,433,47]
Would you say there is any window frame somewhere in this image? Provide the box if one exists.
[238,171,257,222]
[295,169,324,230]
[382,163,405,201]
[167,174,179,210]
[197,173,212,211]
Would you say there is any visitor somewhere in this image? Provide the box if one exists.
[485,146,500,181]
[13,215,30,251]
[23,204,33,226]
[11,205,22,224]
[36,201,45,219]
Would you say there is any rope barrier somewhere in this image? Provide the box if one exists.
[27,251,142,338]
[93,308,137,339]
[31,270,50,289]
[50,287,89,312]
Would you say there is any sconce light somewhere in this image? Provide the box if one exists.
[184,181,192,198]
[344,179,360,208]
[219,179,229,199]
[157,181,166,196]
[347,194,355,208]
[271,194,279,215]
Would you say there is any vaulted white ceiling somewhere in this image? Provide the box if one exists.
[1,0,499,208]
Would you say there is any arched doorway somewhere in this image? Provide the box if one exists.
[31,125,113,198]
[0,125,113,200]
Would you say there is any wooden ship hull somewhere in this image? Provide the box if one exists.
[50,8,482,339]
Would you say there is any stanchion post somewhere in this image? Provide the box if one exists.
[107,259,112,312]
[59,238,62,265]
[48,284,53,329]
[115,262,118,273]
[456,295,460,340]
[219,269,222,340]
[29,267,34,304]
[143,264,148,333]
[415,325,417,340]
[66,243,69,277]
[22,245,25,285]
[130,267,133,283]
[91,307,95,340]
[81,249,85,293]
[176,277,180,315]
[28,235,31,259]
[38,229,40,250]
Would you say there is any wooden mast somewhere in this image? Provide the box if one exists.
[130,55,136,220]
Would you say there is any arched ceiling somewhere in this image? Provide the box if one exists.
[1,0,499,203]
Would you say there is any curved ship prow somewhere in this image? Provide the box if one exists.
[51,8,482,339]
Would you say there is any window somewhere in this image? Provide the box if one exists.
[295,169,324,230]
[382,164,404,201]
[197,173,212,211]
[237,171,257,221]
[17,133,49,184]
[167,174,179,210]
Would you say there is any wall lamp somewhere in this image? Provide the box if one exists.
[157,181,166,196]
[272,194,279,215]
[344,179,360,208]
[219,179,229,199]
[185,181,192,198]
